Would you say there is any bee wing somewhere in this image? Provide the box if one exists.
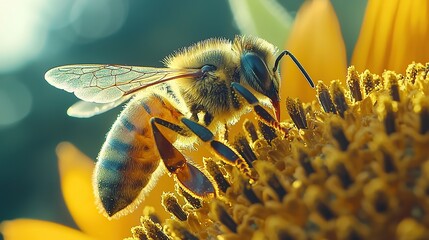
[45,64,201,103]
[67,96,131,118]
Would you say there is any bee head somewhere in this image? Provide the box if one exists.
[236,36,314,121]
[240,51,279,103]
[235,36,281,120]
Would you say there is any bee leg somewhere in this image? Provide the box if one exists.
[231,82,286,135]
[190,103,215,126]
[150,117,216,198]
[180,118,253,178]
[190,104,202,122]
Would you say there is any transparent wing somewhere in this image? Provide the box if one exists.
[67,96,131,118]
[45,64,201,103]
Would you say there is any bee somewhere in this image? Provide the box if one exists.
[45,35,314,218]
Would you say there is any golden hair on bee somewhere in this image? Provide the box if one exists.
[164,37,233,69]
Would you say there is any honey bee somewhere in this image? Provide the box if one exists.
[45,35,314,218]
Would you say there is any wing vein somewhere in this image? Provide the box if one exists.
[45,64,201,103]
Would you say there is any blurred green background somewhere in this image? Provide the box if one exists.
[0,0,366,231]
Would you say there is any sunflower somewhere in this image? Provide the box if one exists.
[3,1,429,239]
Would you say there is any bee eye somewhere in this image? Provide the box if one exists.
[241,52,270,90]
[198,64,216,79]
[201,64,217,74]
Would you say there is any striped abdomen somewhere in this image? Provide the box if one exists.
[94,93,182,217]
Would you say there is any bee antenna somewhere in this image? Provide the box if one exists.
[273,50,315,88]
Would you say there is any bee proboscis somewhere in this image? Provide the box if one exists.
[45,36,314,218]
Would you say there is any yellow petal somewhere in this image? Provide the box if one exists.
[57,142,167,240]
[280,0,347,118]
[388,0,429,72]
[352,0,429,74]
[1,219,95,240]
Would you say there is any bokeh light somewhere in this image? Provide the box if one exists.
[0,78,32,127]
[69,0,129,41]
[0,0,48,72]
[0,0,128,73]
